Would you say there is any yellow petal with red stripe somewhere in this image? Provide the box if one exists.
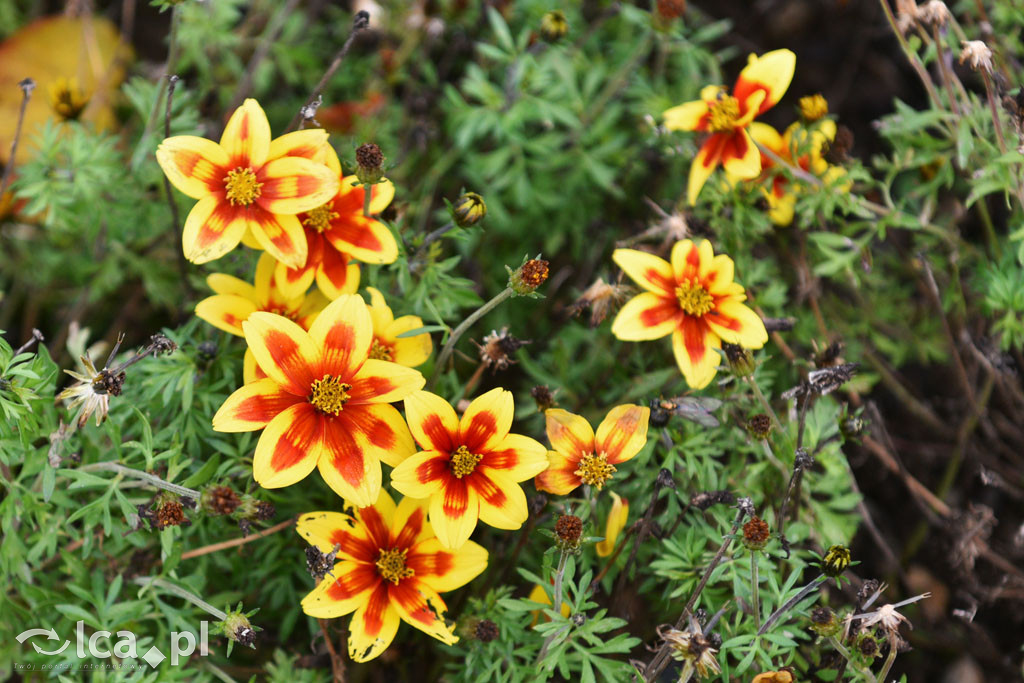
[181,196,247,264]
[596,492,628,557]
[479,433,548,481]
[390,450,449,499]
[545,409,595,460]
[611,248,674,296]
[252,402,323,487]
[309,293,372,379]
[391,496,433,549]
[534,449,582,496]
[243,348,267,384]
[409,538,488,593]
[301,560,378,618]
[429,478,478,550]
[349,359,425,405]
[595,404,650,465]
[734,49,796,117]
[212,378,303,432]
[249,209,308,271]
[194,294,256,336]
[721,129,761,181]
[316,248,360,299]
[155,135,228,199]
[268,128,330,162]
[258,156,340,215]
[220,98,270,168]
[459,388,514,453]
[389,579,457,644]
[611,292,679,341]
[347,585,400,662]
[474,470,528,530]
[403,390,459,454]
[663,99,709,132]
[672,320,721,390]
[705,299,768,348]
[242,311,319,396]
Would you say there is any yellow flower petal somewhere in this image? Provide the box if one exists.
[194,294,257,336]
[347,586,400,662]
[155,135,228,199]
[734,49,796,117]
[611,292,679,341]
[671,322,721,389]
[663,99,708,132]
[544,409,595,460]
[611,248,674,296]
[220,98,271,168]
[705,300,768,349]
[595,404,650,465]
[595,492,629,557]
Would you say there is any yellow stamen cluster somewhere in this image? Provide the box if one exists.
[574,452,617,489]
[450,445,483,479]
[48,77,89,121]
[799,94,829,122]
[675,281,714,316]
[224,167,263,206]
[309,375,351,416]
[375,548,414,585]
[302,203,339,232]
[368,338,393,361]
[707,95,741,132]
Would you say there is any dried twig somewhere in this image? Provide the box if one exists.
[0,78,35,197]
[179,518,295,560]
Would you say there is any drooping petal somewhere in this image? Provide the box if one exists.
[349,360,425,405]
[610,292,679,341]
[705,300,769,348]
[663,99,710,132]
[720,129,761,181]
[308,294,373,380]
[479,433,549,481]
[611,249,675,296]
[390,450,449,499]
[459,388,514,453]
[242,311,319,396]
[194,294,257,336]
[252,402,323,488]
[347,584,400,662]
[595,492,629,557]
[220,98,271,168]
[387,316,433,367]
[687,133,727,205]
[403,390,459,454]
[316,408,385,508]
[544,409,595,461]
[595,404,650,465]
[474,470,528,530]
[409,538,488,593]
[733,49,796,117]
[181,196,248,264]
[533,449,582,496]
[206,272,257,299]
[155,135,228,199]
[296,510,375,562]
[672,319,721,390]
[257,156,340,215]
[391,496,433,550]
[300,561,378,618]
[316,246,361,299]
[267,128,330,162]
[429,478,479,550]
[248,208,308,271]
[212,378,303,432]
[388,579,457,645]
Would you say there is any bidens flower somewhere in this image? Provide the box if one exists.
[156,99,338,267]
[271,144,398,300]
[610,240,768,389]
[535,405,649,495]
[663,49,795,205]
[365,287,433,367]
[390,389,548,549]
[212,294,424,506]
[298,491,487,662]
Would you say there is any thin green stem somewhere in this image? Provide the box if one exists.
[828,635,875,680]
[746,374,794,457]
[138,7,181,164]
[363,184,372,218]
[134,577,227,620]
[876,635,899,682]
[536,548,572,664]
[429,288,514,388]
[78,461,200,499]
[750,550,761,631]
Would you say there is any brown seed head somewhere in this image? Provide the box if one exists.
[810,606,840,637]
[515,259,549,293]
[475,619,499,642]
[747,413,773,440]
[154,500,187,530]
[355,143,385,185]
[475,327,530,372]
[531,385,557,412]
[202,485,241,516]
[555,514,583,544]
[742,516,770,550]
[823,125,854,165]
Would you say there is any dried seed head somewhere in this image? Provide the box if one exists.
[690,489,734,510]
[821,544,852,578]
[197,341,218,361]
[255,500,275,520]
[555,514,583,549]
[856,632,879,658]
[148,333,178,355]
[798,94,828,122]
[531,385,557,412]
[475,327,530,372]
[781,363,859,400]
[219,609,260,649]
[959,40,994,74]
[539,11,569,42]
[824,125,854,165]
[918,0,950,26]
[355,143,385,185]
[153,499,189,530]
[747,413,773,440]
[452,192,486,227]
[201,485,241,516]
[655,0,687,20]
[809,606,840,637]
[722,342,756,377]
[509,258,550,295]
[656,468,676,489]
[567,277,628,327]
[657,624,722,677]
[742,516,770,550]
[475,619,499,642]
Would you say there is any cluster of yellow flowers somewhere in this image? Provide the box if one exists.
[663,49,848,225]
[157,100,652,661]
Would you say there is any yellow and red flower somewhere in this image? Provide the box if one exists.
[610,240,768,389]
[390,389,548,549]
[270,145,398,300]
[365,287,433,367]
[663,49,795,205]
[156,99,338,267]
[595,491,629,557]
[212,294,424,506]
[740,120,847,226]
[299,491,487,662]
[534,405,649,496]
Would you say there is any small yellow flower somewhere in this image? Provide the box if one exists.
[798,94,828,122]
[364,287,432,367]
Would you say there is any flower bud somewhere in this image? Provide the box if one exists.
[798,94,828,122]
[655,0,687,20]
[722,342,756,378]
[747,413,772,440]
[821,544,851,578]
[809,606,841,637]
[539,11,568,42]
[742,516,770,551]
[508,258,549,295]
[200,485,241,516]
[452,192,486,227]
[355,143,384,185]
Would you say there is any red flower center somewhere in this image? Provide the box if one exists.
[224,167,262,206]
[675,281,714,317]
